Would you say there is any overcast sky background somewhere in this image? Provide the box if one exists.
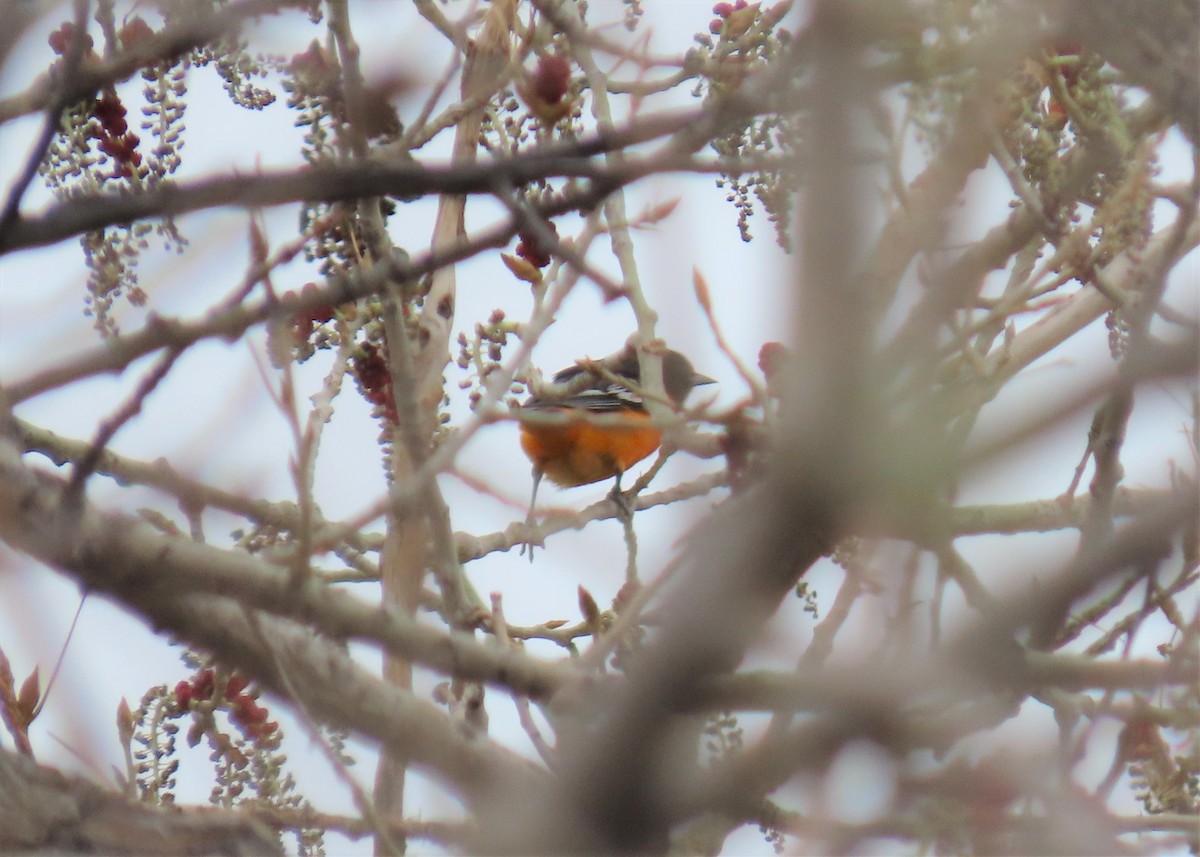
[0,2,1196,854]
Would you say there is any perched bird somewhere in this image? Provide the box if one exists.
[519,345,715,518]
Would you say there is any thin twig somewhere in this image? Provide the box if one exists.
[29,594,88,721]
[490,593,555,766]
[63,345,182,502]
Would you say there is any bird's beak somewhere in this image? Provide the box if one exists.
[692,372,717,387]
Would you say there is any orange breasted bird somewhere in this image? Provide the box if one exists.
[519,345,715,518]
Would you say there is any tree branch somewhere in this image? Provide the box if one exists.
[0,746,282,855]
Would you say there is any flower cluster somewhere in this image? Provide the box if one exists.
[516,220,558,269]
[757,340,787,389]
[532,54,571,104]
[92,92,142,178]
[719,341,785,491]
[709,1,758,37]
[289,40,339,101]
[119,16,155,48]
[457,309,522,410]
[519,54,574,125]
[174,669,278,744]
[173,668,214,709]
[352,342,398,424]
[47,21,93,55]
[49,23,143,179]
[290,282,337,343]
[500,220,559,284]
[225,679,277,743]
[699,1,796,248]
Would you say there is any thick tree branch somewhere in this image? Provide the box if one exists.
[0,746,281,855]
[693,653,1196,713]
[0,125,766,255]
[0,431,553,825]
[0,430,568,702]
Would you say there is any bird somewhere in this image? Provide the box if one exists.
[518,344,715,526]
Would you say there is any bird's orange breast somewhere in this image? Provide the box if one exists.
[519,409,663,487]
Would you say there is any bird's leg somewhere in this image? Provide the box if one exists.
[608,470,634,523]
[520,468,545,560]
